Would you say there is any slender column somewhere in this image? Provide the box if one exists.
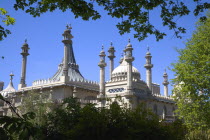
[18,40,29,89]
[63,43,69,77]
[144,47,153,91]
[163,70,169,97]
[61,24,73,82]
[108,42,115,80]
[98,46,106,95]
[124,39,134,93]
[100,68,105,93]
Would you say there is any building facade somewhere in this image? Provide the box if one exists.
[0,26,175,120]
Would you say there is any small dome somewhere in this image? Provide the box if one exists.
[0,73,16,97]
[111,59,141,81]
[0,82,16,97]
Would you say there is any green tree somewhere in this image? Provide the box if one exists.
[45,97,185,140]
[1,1,210,41]
[172,12,210,130]
[1,94,186,140]
[0,8,15,41]
[0,94,43,140]
[19,91,54,126]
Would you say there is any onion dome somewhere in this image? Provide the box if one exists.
[0,73,16,97]
[111,59,140,81]
[51,25,84,82]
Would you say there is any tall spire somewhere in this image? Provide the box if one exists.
[18,40,29,89]
[144,46,153,91]
[124,39,134,94]
[163,69,169,97]
[108,42,115,80]
[51,25,84,82]
[98,45,106,95]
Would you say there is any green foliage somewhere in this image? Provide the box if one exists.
[0,112,43,140]
[12,0,210,41]
[172,12,210,130]
[45,97,185,140]
[19,91,53,126]
[0,96,188,140]
[0,8,15,41]
[185,129,210,140]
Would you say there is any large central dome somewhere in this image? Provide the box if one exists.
[111,59,141,81]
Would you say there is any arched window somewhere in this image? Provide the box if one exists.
[84,96,97,103]
[172,107,175,116]
[153,104,158,115]
[163,106,167,119]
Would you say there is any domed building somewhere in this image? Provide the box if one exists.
[0,26,175,121]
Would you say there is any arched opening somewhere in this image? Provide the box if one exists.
[172,107,175,116]
[153,104,158,115]
[163,106,167,119]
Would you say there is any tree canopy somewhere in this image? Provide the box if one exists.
[0,8,15,41]
[172,12,210,130]
[0,95,186,140]
[1,0,210,41]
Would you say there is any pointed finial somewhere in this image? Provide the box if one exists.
[126,38,132,48]
[110,42,113,46]
[25,39,27,43]
[66,24,72,30]
[102,44,104,50]
[121,52,124,57]
[147,45,150,52]
[66,24,69,29]
[10,72,14,80]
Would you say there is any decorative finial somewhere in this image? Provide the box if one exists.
[66,24,72,30]
[102,45,104,50]
[110,42,113,46]
[164,69,166,73]
[128,38,131,43]
[121,52,124,57]
[25,39,27,43]
[10,72,14,80]
[147,45,150,52]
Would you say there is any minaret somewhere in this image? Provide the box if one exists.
[108,42,115,80]
[124,39,134,93]
[163,69,169,97]
[98,45,106,95]
[18,39,29,89]
[144,47,153,91]
[61,24,73,82]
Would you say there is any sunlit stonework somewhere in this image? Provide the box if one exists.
[0,26,175,121]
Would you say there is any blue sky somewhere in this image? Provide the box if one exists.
[0,0,204,95]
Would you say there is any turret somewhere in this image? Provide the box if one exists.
[98,45,107,95]
[124,39,134,93]
[0,81,4,91]
[61,24,73,82]
[2,73,16,97]
[108,42,115,80]
[163,69,169,97]
[50,25,84,82]
[144,47,153,91]
[18,39,29,89]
